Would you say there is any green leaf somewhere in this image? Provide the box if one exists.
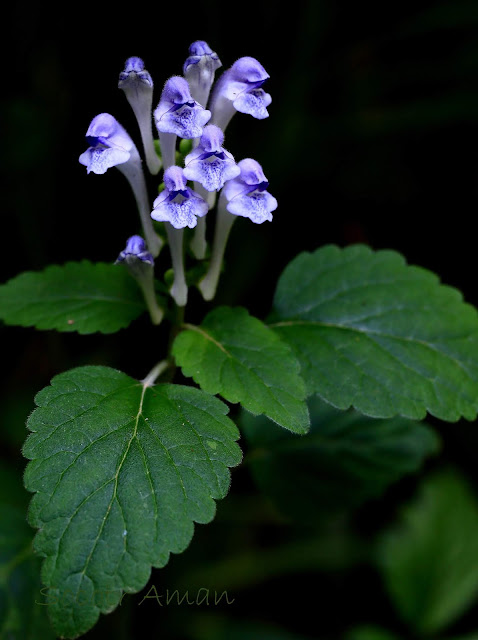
[241,396,438,522]
[378,471,478,634]
[0,261,147,334]
[0,461,56,640]
[172,306,309,434]
[271,244,478,421]
[23,365,242,639]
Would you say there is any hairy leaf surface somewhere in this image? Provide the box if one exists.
[271,244,478,420]
[0,261,146,334]
[23,366,241,638]
[173,306,309,433]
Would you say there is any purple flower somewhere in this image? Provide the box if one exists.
[118,56,153,89]
[116,235,154,265]
[210,57,271,129]
[183,40,222,107]
[118,57,161,175]
[151,166,208,229]
[79,113,133,174]
[154,76,211,139]
[183,125,240,191]
[223,158,277,223]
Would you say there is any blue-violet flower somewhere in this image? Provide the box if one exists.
[118,57,161,175]
[210,57,271,130]
[154,76,211,139]
[183,40,222,108]
[222,158,277,223]
[115,234,154,265]
[183,125,240,191]
[79,113,133,174]
[115,235,163,324]
[119,57,153,89]
[151,166,208,229]
[79,113,163,257]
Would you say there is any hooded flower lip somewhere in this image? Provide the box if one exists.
[183,124,240,191]
[118,56,153,89]
[223,158,277,223]
[79,113,133,174]
[210,57,272,124]
[222,57,270,96]
[151,166,208,229]
[154,76,211,139]
[116,235,154,265]
[184,40,221,66]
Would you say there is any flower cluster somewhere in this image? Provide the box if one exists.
[79,41,277,306]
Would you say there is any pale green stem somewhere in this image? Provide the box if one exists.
[117,149,163,257]
[125,93,161,175]
[166,224,188,307]
[142,360,170,387]
[123,260,164,325]
[210,96,236,133]
[136,271,164,325]
[158,131,177,171]
[190,184,216,259]
[199,195,236,301]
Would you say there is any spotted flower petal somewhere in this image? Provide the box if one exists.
[151,166,208,229]
[223,158,277,224]
[79,113,133,174]
[154,76,211,139]
[183,125,240,191]
[210,57,271,129]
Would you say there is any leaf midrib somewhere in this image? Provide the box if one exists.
[76,382,148,589]
[271,319,477,407]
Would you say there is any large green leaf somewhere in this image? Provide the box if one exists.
[0,261,146,334]
[241,396,438,522]
[378,471,478,634]
[173,306,310,433]
[23,366,242,639]
[271,244,478,421]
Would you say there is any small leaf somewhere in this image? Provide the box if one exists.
[378,471,478,634]
[241,396,438,522]
[0,261,147,334]
[271,244,478,421]
[23,366,242,639]
[173,306,309,434]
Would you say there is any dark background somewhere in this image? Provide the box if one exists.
[1,1,478,638]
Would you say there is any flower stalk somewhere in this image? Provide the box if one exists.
[198,193,237,301]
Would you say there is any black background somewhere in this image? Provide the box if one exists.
[1,2,478,638]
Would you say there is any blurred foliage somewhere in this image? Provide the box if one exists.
[377,470,478,635]
[241,397,439,524]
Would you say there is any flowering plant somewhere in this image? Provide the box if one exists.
[1,40,478,640]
